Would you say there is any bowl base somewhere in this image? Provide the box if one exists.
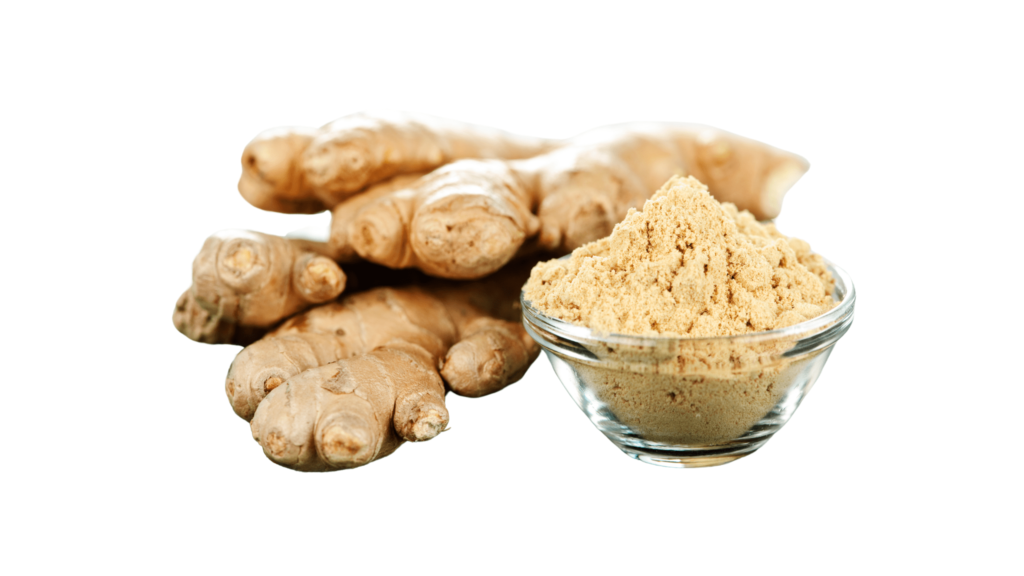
[612,436,771,468]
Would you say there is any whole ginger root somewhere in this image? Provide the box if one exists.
[239,112,556,213]
[241,113,809,281]
[331,124,808,279]
[226,265,539,471]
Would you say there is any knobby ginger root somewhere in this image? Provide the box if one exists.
[239,111,555,213]
[326,121,808,279]
[336,160,541,278]
[226,270,539,471]
[173,230,346,343]
[250,345,445,470]
[240,113,807,282]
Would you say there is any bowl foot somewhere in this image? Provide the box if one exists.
[612,436,771,468]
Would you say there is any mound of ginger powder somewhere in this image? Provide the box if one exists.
[523,176,837,444]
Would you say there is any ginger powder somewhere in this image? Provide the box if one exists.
[523,176,837,444]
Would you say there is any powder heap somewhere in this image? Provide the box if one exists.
[524,176,834,336]
[523,176,840,447]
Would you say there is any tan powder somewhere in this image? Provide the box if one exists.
[524,175,833,336]
[523,176,836,444]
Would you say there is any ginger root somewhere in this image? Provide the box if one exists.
[227,269,538,471]
[330,123,809,279]
[239,113,808,280]
[173,230,346,343]
[239,112,555,213]
[336,160,540,278]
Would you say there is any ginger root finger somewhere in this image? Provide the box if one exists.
[226,332,349,420]
[224,288,458,420]
[328,173,426,262]
[174,289,237,344]
[173,289,267,346]
[409,160,540,279]
[523,147,651,251]
[345,188,419,270]
[293,253,345,303]
[175,230,346,344]
[238,112,554,214]
[669,125,809,220]
[346,160,540,279]
[239,127,323,214]
[250,361,402,471]
[249,365,333,471]
[585,122,810,220]
[303,112,554,207]
[433,262,541,396]
[250,345,448,472]
[522,124,808,255]
[371,343,449,442]
[441,317,540,398]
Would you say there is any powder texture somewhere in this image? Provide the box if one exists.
[524,176,838,446]
[572,358,817,444]
[523,176,833,337]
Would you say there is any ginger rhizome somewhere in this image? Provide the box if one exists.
[330,124,808,279]
[174,230,345,343]
[227,270,538,471]
[240,113,809,281]
[239,112,555,214]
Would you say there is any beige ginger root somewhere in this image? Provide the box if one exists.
[239,111,555,213]
[240,113,807,281]
[225,272,538,471]
[329,123,809,279]
[334,160,541,278]
[173,230,346,343]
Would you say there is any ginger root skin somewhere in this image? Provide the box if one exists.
[173,230,346,344]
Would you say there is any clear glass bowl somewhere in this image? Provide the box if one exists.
[521,262,855,468]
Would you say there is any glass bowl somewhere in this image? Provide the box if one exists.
[521,262,855,468]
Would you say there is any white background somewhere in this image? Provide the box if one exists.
[2,1,1021,574]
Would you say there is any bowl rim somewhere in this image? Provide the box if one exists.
[521,259,856,347]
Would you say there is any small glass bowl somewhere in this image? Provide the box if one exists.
[522,262,855,468]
